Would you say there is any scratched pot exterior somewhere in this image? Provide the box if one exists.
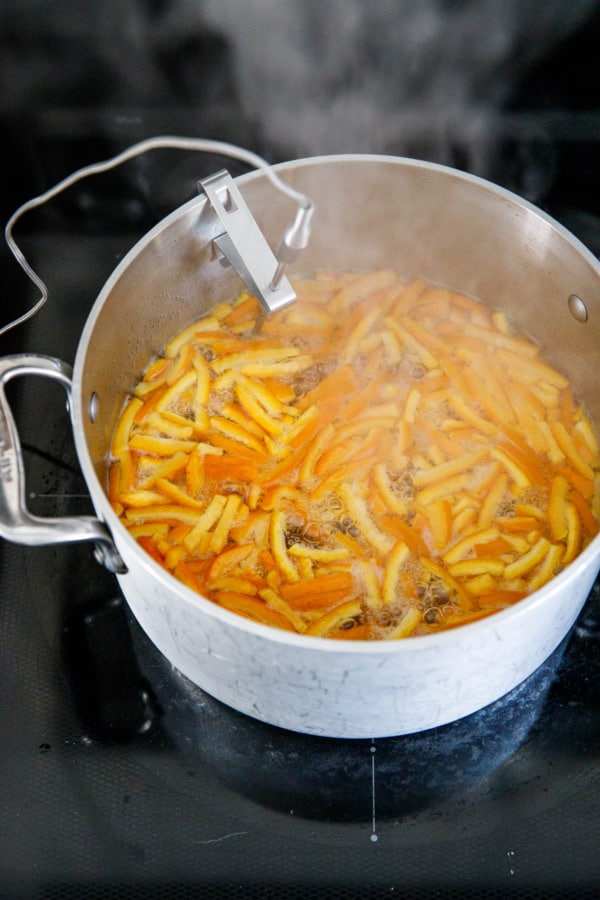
[71,156,600,738]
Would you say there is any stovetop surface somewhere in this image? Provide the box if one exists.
[2,5,600,897]
[0,192,599,900]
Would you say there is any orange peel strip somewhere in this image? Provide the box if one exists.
[258,588,307,632]
[280,571,356,610]
[339,483,394,555]
[548,474,570,541]
[387,606,422,639]
[234,378,284,436]
[128,434,197,456]
[154,478,205,509]
[424,498,452,551]
[215,592,296,632]
[382,541,411,604]
[529,543,564,592]
[164,316,221,357]
[551,421,595,480]
[373,463,409,517]
[111,397,143,457]
[563,502,582,566]
[412,448,488,489]
[269,509,300,582]
[209,494,244,554]
[503,537,551,580]
[304,599,362,637]
[443,525,500,566]
[125,505,205,526]
[118,489,166,508]
[203,453,259,484]
[447,557,505,578]
[288,544,351,562]
[182,495,228,552]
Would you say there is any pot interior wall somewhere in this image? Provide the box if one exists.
[78,157,600,483]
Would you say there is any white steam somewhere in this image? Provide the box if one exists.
[201,0,597,170]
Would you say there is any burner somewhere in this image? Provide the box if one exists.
[128,601,568,824]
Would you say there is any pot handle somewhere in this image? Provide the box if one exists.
[0,354,126,574]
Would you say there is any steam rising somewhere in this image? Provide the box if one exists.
[0,0,598,212]
[202,0,597,171]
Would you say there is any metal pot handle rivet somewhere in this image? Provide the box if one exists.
[568,293,589,323]
[88,391,100,424]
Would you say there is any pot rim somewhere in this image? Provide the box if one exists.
[72,152,600,653]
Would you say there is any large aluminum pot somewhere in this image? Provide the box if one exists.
[3,154,600,737]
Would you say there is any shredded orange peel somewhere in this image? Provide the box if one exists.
[108,273,600,639]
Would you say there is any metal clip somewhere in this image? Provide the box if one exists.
[199,170,297,314]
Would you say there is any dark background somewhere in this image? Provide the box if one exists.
[1,0,600,239]
[1,3,600,898]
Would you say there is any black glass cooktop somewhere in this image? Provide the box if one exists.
[2,3,600,895]
[0,176,599,900]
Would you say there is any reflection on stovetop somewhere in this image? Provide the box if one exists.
[62,576,600,825]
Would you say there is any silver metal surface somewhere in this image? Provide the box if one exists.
[0,354,126,574]
[199,170,296,313]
